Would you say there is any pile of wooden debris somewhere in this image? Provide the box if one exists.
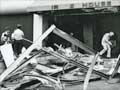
[0,25,120,90]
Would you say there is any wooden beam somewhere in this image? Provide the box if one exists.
[0,25,56,83]
[110,54,120,78]
[25,74,64,90]
[53,28,96,54]
[5,50,43,80]
[83,54,99,90]
[42,48,109,79]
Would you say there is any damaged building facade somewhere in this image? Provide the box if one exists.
[0,0,120,57]
[1,0,120,90]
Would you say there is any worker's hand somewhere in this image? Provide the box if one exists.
[107,41,112,46]
[109,42,112,46]
[21,47,26,53]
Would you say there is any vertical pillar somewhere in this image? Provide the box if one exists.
[33,13,43,42]
[33,13,43,48]
[83,23,94,48]
[33,14,49,47]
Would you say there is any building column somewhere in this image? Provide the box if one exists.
[83,23,94,48]
[33,13,48,47]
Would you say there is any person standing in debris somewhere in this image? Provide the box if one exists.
[1,27,11,45]
[11,24,26,57]
[100,32,114,58]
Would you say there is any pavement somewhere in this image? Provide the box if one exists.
[37,79,120,90]
[65,79,120,90]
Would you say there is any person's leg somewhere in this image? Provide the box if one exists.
[100,44,107,55]
[12,40,23,56]
[100,49,106,55]
[17,40,24,55]
[12,40,19,56]
[107,44,111,58]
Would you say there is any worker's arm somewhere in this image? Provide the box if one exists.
[105,39,112,45]
[103,34,112,45]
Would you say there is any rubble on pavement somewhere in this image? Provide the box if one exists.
[0,25,119,90]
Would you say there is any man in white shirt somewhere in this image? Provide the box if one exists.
[11,28,24,40]
[11,24,26,56]
[100,32,114,58]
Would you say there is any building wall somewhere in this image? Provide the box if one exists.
[46,13,120,57]
[0,14,33,47]
[46,15,95,53]
[1,12,119,57]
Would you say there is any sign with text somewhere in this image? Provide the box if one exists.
[51,1,112,10]
[28,0,120,12]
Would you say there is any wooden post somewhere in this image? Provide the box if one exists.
[53,28,96,54]
[83,53,99,90]
[33,14,44,48]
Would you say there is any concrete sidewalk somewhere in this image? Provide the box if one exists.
[65,80,120,90]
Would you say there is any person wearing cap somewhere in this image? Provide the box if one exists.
[100,32,114,58]
[11,24,24,40]
[11,24,26,57]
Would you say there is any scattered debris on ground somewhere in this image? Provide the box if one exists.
[0,25,120,90]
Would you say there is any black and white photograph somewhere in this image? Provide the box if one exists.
[0,0,120,90]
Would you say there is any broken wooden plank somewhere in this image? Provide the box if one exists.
[51,66,77,77]
[25,74,64,90]
[5,50,43,80]
[53,28,96,54]
[42,48,109,79]
[83,54,99,90]
[110,54,120,78]
[14,80,41,90]
[0,25,56,83]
